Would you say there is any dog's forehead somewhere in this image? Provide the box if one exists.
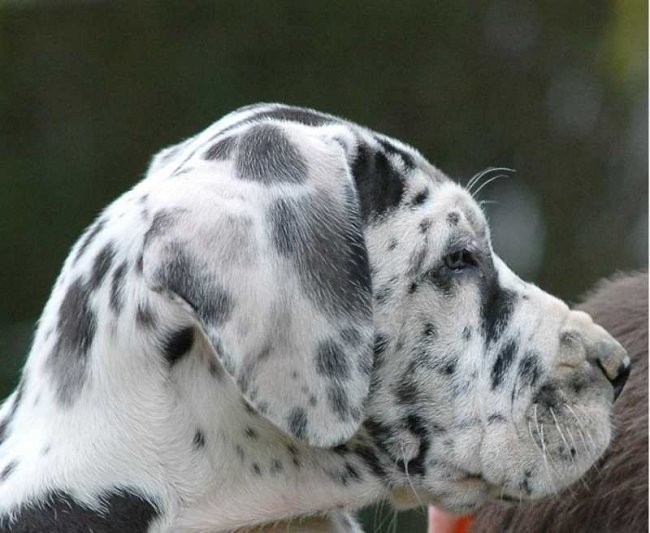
[425,183,488,233]
[373,178,491,249]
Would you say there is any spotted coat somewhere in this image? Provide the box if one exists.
[0,104,630,532]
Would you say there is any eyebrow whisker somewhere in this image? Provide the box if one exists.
[471,173,511,199]
[466,167,515,194]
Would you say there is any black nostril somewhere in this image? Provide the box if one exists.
[611,362,631,401]
[596,359,631,401]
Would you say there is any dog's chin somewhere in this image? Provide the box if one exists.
[390,476,537,515]
[389,477,492,515]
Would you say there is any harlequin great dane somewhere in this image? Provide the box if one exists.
[0,104,630,532]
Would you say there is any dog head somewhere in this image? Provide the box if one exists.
[142,104,629,513]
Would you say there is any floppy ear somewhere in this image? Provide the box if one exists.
[142,122,374,447]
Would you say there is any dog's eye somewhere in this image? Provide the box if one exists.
[443,249,477,272]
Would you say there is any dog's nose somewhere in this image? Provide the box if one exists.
[588,338,631,401]
[562,311,631,401]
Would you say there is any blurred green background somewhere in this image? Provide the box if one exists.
[0,1,646,530]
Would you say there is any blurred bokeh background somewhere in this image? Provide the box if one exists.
[0,1,646,530]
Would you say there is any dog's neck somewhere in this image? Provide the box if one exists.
[167,348,413,531]
[0,326,416,532]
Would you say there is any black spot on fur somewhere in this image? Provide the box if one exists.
[287,443,301,468]
[423,322,437,339]
[332,444,350,456]
[395,374,420,405]
[517,351,541,388]
[387,238,398,251]
[375,137,416,170]
[487,413,506,424]
[330,463,360,486]
[287,408,308,440]
[442,360,457,375]
[204,135,238,160]
[235,444,245,461]
[236,123,307,184]
[89,243,115,290]
[48,278,97,405]
[351,143,405,222]
[425,264,455,294]
[74,217,106,263]
[252,463,262,476]
[411,189,429,207]
[270,459,283,474]
[0,461,16,482]
[327,385,350,419]
[373,334,389,359]
[372,333,390,372]
[0,489,160,532]
[375,285,392,305]
[268,194,371,320]
[135,304,156,328]
[408,281,418,294]
[447,212,460,225]
[491,339,518,389]
[353,444,386,479]
[363,418,393,446]
[533,383,561,411]
[245,427,258,439]
[344,462,362,482]
[419,218,432,234]
[481,277,516,345]
[160,327,194,366]
[109,261,128,313]
[193,430,206,449]
[315,340,350,380]
[462,326,472,341]
[154,244,233,326]
[520,470,533,495]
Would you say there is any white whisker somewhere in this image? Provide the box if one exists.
[550,407,572,462]
[565,403,593,456]
[466,167,493,192]
[471,173,510,198]
[400,446,426,512]
[534,405,557,492]
[466,166,515,194]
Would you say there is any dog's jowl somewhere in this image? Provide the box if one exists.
[0,104,630,532]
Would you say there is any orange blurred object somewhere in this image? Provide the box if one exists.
[428,506,474,533]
